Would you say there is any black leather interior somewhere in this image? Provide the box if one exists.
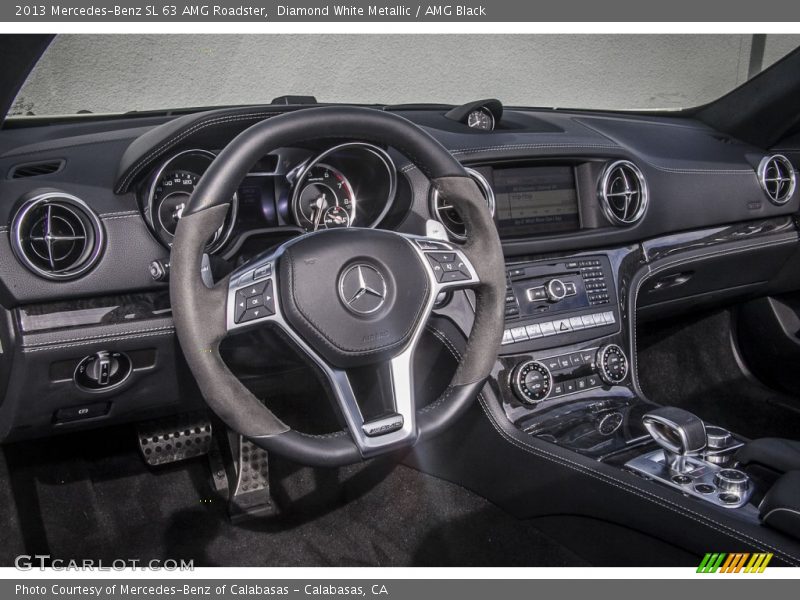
[760,471,800,540]
[737,438,800,475]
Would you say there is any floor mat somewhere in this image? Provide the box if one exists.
[3,427,586,567]
[638,309,800,440]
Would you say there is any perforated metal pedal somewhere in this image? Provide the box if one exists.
[137,413,213,466]
[229,436,275,521]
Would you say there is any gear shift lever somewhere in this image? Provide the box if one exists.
[642,407,707,474]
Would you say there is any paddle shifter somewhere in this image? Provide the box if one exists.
[642,407,707,474]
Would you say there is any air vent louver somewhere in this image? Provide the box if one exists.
[431,168,495,240]
[11,193,104,280]
[9,160,64,179]
[758,155,796,205]
[598,160,648,226]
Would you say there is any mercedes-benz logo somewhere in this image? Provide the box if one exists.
[338,264,387,315]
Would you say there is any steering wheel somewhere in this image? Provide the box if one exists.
[170,106,505,467]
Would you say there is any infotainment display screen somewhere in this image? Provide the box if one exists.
[493,166,579,238]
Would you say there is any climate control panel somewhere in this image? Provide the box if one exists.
[510,344,629,406]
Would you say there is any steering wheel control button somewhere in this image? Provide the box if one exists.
[234,280,275,323]
[596,344,629,385]
[362,413,404,437]
[426,252,470,283]
[253,264,272,280]
[512,360,552,405]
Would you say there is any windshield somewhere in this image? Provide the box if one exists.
[9,34,800,117]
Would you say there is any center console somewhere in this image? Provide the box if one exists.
[493,247,655,459]
[494,246,767,521]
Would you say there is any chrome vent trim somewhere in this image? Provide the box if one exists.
[11,192,105,281]
[598,160,648,226]
[430,167,496,241]
[758,154,796,205]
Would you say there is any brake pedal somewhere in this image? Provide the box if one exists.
[137,413,213,466]
[228,435,276,522]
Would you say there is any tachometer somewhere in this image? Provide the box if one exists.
[292,164,356,231]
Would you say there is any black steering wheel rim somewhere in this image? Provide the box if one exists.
[170,106,506,467]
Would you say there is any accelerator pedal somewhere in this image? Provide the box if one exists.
[137,413,213,466]
[227,434,276,522]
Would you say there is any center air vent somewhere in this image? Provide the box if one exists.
[598,160,648,226]
[758,154,796,205]
[11,192,104,280]
[430,168,495,240]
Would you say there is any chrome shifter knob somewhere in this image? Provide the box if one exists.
[642,407,707,474]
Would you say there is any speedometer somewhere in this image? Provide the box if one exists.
[292,164,355,231]
[145,149,237,254]
[152,170,198,236]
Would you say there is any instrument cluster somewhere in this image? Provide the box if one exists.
[142,142,398,254]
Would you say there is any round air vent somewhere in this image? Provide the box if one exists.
[598,160,648,226]
[430,168,495,240]
[758,154,796,205]
[11,192,104,280]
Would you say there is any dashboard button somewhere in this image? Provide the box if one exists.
[564,282,577,296]
[565,380,577,394]
[581,315,596,328]
[540,322,556,336]
[603,311,616,324]
[525,324,543,338]
[501,330,514,345]
[558,356,571,369]
[509,326,528,342]
[553,319,572,333]
[545,357,560,371]
[526,287,547,301]
[569,316,584,330]
[592,313,605,326]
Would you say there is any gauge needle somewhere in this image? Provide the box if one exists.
[312,194,328,231]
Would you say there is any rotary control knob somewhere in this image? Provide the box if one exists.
[512,360,553,405]
[596,344,628,385]
[713,468,750,496]
[545,278,567,302]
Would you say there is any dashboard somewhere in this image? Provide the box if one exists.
[0,100,798,444]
